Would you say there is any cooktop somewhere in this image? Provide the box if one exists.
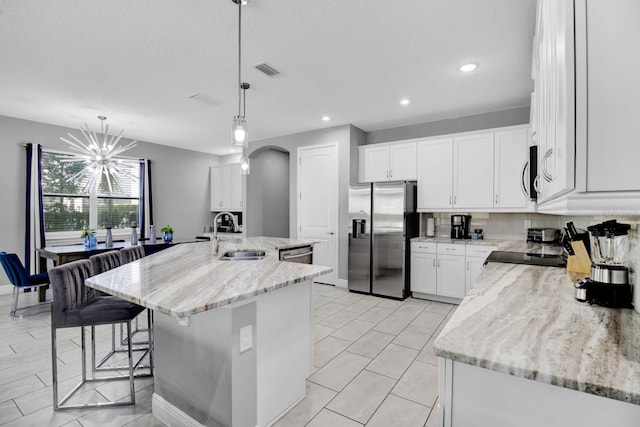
[485,251,567,268]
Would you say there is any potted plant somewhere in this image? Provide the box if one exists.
[81,228,97,248]
[161,225,174,243]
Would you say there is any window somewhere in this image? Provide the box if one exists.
[42,150,141,236]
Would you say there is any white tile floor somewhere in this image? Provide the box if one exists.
[0,283,455,426]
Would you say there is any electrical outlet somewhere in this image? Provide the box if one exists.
[524,219,532,231]
[239,324,252,353]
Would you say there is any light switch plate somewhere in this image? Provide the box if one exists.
[239,324,252,353]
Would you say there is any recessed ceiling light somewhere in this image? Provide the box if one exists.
[322,116,331,122]
[459,63,478,72]
[400,99,410,106]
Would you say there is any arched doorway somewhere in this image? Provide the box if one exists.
[245,146,290,237]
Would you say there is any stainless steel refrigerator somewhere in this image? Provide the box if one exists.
[348,181,418,299]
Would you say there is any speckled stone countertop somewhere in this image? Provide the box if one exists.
[85,237,332,319]
[433,251,640,405]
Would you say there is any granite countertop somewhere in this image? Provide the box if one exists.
[85,236,332,319]
[433,260,640,405]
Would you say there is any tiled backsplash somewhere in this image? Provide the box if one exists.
[423,212,640,314]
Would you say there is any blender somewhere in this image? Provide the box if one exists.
[575,220,633,308]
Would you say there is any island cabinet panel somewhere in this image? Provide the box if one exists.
[438,359,640,427]
[152,281,313,427]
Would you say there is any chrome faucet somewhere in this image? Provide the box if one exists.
[212,211,235,256]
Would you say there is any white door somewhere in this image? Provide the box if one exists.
[454,133,494,209]
[417,138,454,209]
[298,144,338,285]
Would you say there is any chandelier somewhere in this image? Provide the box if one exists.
[60,115,137,194]
[231,0,250,175]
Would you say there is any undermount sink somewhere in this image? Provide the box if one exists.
[219,249,266,261]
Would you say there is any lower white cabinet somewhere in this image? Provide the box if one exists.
[411,242,496,302]
[465,245,497,294]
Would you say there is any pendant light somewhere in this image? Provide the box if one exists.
[231,0,249,150]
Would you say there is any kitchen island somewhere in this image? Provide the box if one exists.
[433,252,640,426]
[85,237,332,427]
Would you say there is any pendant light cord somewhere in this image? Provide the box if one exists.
[238,1,242,117]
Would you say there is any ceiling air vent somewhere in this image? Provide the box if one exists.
[254,63,280,77]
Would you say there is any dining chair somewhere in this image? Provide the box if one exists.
[49,259,144,410]
[0,252,50,318]
[89,251,153,377]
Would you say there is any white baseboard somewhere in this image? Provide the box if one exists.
[336,279,348,289]
[152,393,204,427]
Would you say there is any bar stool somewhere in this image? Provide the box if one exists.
[118,246,151,345]
[89,251,152,377]
[49,259,144,410]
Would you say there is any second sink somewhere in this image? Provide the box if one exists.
[219,249,266,261]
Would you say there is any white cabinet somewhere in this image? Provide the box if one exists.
[533,0,575,203]
[417,126,531,212]
[417,138,454,209]
[465,245,497,294]
[359,142,417,182]
[454,133,494,209]
[410,250,437,295]
[494,128,529,209]
[210,164,243,212]
[417,133,494,210]
[436,244,466,299]
[411,242,496,302]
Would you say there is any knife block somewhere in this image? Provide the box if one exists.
[567,241,592,274]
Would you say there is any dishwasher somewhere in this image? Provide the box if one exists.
[279,245,313,264]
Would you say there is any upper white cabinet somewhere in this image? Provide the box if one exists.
[575,0,640,193]
[210,164,243,212]
[531,0,640,214]
[532,0,575,204]
[417,138,454,209]
[359,142,417,182]
[416,125,530,212]
[494,128,529,209]
[454,133,494,209]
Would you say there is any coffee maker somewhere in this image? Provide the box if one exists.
[574,220,633,308]
[451,215,471,239]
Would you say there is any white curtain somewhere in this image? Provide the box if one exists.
[25,143,45,274]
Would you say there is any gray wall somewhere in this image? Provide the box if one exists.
[366,107,530,144]
[0,115,220,270]
[246,149,290,238]
[246,124,364,282]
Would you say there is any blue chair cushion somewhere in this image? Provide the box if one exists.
[59,296,145,329]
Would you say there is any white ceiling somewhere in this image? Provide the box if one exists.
[0,0,536,155]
